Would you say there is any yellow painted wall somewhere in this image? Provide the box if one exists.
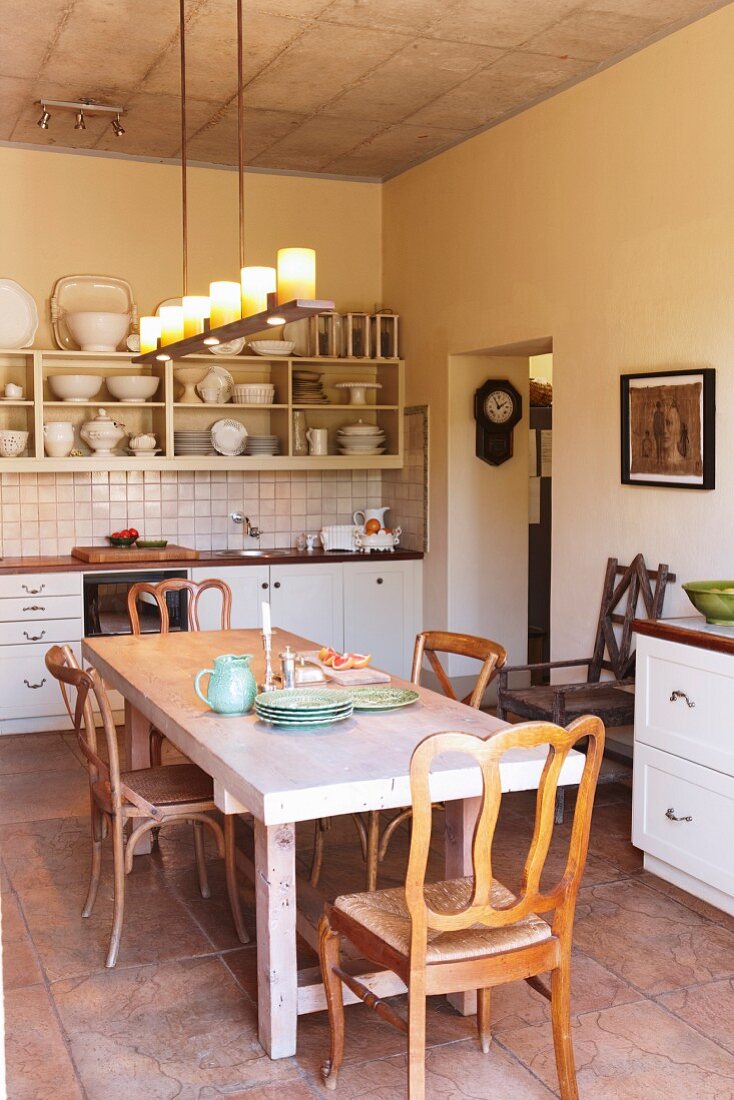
[0,146,382,347]
[383,4,734,658]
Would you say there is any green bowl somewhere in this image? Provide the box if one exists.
[682,581,734,625]
[108,536,136,548]
[136,539,168,549]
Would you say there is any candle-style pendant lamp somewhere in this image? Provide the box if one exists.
[134,0,332,365]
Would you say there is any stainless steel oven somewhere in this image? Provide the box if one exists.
[83,569,189,637]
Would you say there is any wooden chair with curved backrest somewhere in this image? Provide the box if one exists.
[127,578,232,767]
[319,715,605,1099]
[310,630,507,892]
[45,644,249,967]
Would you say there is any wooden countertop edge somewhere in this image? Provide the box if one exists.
[0,548,424,575]
[633,617,734,656]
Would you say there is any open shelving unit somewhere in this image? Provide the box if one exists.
[0,349,404,472]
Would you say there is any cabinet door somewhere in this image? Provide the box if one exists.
[190,566,269,631]
[269,564,343,651]
[343,560,419,679]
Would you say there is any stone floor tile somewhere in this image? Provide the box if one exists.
[639,870,734,930]
[502,998,734,1098]
[658,979,734,1056]
[4,984,83,1100]
[0,731,81,775]
[573,878,734,995]
[224,1082,316,1099]
[167,857,257,951]
[0,816,107,894]
[51,955,303,1099]
[0,767,89,825]
[20,870,216,981]
[1,891,44,990]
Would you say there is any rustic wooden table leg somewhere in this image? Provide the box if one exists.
[255,818,298,1058]
[124,698,152,855]
[444,795,481,1016]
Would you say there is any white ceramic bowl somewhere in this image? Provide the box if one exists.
[48,374,104,403]
[66,311,130,352]
[233,384,275,404]
[106,375,160,403]
[249,340,295,356]
[0,430,29,457]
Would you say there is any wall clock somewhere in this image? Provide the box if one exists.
[474,379,522,466]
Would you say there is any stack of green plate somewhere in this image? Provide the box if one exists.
[254,689,354,728]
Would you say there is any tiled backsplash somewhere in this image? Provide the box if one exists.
[0,469,385,557]
[383,406,428,552]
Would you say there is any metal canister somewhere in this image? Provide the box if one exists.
[280,645,296,690]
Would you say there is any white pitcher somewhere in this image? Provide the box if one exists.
[353,506,390,529]
[43,421,74,458]
[306,428,328,456]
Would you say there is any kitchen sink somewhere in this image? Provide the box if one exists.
[210,549,294,557]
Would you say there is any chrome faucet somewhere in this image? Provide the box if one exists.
[231,512,261,538]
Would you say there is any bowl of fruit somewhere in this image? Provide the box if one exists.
[682,581,734,625]
[108,527,139,548]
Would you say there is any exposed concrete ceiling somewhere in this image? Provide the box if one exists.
[0,0,727,180]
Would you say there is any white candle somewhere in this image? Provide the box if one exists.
[262,600,271,635]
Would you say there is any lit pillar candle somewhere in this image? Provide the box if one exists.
[182,295,210,338]
[209,281,241,327]
[241,266,276,317]
[139,315,161,354]
[261,600,271,636]
[277,248,316,304]
[159,305,184,345]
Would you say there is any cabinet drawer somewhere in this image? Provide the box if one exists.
[0,618,82,647]
[0,573,80,600]
[0,644,80,719]
[0,595,82,623]
[636,639,734,774]
[632,743,734,898]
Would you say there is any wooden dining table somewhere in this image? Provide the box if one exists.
[82,627,585,1060]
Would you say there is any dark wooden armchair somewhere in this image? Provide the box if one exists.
[497,554,673,819]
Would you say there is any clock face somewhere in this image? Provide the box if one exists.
[483,389,515,424]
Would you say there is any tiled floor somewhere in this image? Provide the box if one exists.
[3,731,734,1098]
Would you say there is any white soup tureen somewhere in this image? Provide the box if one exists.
[80,408,127,456]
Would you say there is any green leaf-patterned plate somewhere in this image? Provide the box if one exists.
[255,688,352,713]
[348,687,420,710]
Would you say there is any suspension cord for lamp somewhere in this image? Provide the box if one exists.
[179,0,189,295]
[237,0,245,271]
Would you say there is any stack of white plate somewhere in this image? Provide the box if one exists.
[246,435,280,456]
[293,370,327,404]
[337,422,386,456]
[174,430,215,456]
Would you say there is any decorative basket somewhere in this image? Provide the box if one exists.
[355,526,402,553]
[320,524,358,551]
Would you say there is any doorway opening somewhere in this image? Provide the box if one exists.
[527,353,552,683]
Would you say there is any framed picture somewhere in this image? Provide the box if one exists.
[621,369,715,489]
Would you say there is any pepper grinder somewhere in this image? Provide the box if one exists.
[280,645,296,690]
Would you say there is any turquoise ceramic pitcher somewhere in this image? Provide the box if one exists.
[194,654,256,716]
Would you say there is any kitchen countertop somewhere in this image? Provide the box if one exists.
[633,616,734,657]
[0,547,423,575]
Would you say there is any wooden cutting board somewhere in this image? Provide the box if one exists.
[300,650,391,686]
[71,544,200,564]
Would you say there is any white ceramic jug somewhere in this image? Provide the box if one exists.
[43,421,75,458]
[306,428,328,456]
[353,506,390,529]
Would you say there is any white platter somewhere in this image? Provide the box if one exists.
[0,280,39,348]
[211,418,247,456]
[196,365,234,403]
[51,275,135,351]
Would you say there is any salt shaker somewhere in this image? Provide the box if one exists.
[280,645,296,690]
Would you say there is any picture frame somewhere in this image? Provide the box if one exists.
[620,368,715,489]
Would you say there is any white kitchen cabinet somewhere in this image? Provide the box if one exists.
[190,565,269,631]
[633,620,734,917]
[269,563,344,651]
[343,559,422,678]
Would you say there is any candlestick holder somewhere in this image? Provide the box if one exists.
[261,631,277,692]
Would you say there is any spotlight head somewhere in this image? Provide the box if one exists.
[37,108,50,130]
[111,114,125,137]
[74,110,86,131]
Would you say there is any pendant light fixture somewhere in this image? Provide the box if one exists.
[134,0,331,365]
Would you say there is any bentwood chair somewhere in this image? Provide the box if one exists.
[311,631,507,891]
[319,715,605,1099]
[45,644,249,967]
[127,578,232,767]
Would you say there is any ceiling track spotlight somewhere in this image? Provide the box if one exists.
[74,109,86,131]
[34,98,125,135]
[111,113,125,137]
[37,106,50,129]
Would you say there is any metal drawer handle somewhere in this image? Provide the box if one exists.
[665,807,693,823]
[23,630,46,641]
[24,678,47,690]
[22,584,45,594]
[670,690,695,708]
[22,605,45,612]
